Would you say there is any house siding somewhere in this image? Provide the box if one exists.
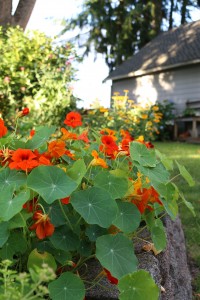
[111,64,200,115]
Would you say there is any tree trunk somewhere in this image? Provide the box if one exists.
[0,0,37,30]
[168,0,174,29]
[181,0,188,24]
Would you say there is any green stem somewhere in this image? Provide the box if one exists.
[21,281,42,300]
[58,200,73,231]
[167,173,181,183]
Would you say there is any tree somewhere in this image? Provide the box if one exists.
[64,0,199,71]
[0,0,36,30]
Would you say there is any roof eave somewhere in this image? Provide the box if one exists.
[105,59,200,82]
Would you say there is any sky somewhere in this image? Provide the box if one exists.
[22,0,200,108]
[25,0,111,109]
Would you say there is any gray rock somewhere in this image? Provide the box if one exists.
[85,216,192,300]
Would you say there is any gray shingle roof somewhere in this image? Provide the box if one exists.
[106,20,200,81]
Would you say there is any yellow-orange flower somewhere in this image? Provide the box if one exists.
[90,150,108,168]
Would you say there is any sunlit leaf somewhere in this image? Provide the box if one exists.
[130,142,156,167]
[176,160,195,187]
[26,126,56,150]
[27,166,77,204]
[179,192,196,216]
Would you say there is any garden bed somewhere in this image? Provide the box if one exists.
[85,216,192,300]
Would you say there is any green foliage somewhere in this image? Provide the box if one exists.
[0,26,78,128]
[0,260,56,300]
[118,270,159,300]
[0,114,195,299]
[82,95,164,141]
[63,0,199,70]
[154,100,175,140]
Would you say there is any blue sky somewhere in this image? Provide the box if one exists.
[25,0,200,108]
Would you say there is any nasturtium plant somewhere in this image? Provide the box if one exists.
[0,109,195,299]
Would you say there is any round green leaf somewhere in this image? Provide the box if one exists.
[66,159,87,184]
[41,200,69,227]
[86,225,108,241]
[113,201,141,233]
[27,249,57,272]
[71,187,118,228]
[26,126,56,150]
[27,166,77,204]
[49,272,85,300]
[0,188,30,221]
[96,233,138,279]
[94,171,128,199]
[0,169,27,194]
[130,142,156,167]
[0,231,27,260]
[49,225,80,251]
[118,270,159,300]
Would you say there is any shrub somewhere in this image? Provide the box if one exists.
[0,26,78,129]
[82,91,163,141]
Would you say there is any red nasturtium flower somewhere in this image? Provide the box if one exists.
[132,186,162,214]
[0,118,8,138]
[48,140,66,158]
[103,268,118,285]
[61,196,70,205]
[64,112,82,128]
[78,130,90,143]
[23,198,38,212]
[9,149,39,172]
[22,107,29,116]
[29,210,55,240]
[99,135,118,158]
[29,129,35,139]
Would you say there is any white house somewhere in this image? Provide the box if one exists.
[105,20,200,116]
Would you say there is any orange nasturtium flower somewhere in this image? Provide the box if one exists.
[90,150,108,168]
[30,210,55,240]
[0,118,8,138]
[132,186,162,214]
[78,130,90,143]
[0,148,13,166]
[64,111,82,128]
[9,149,39,172]
[60,128,77,140]
[48,140,66,158]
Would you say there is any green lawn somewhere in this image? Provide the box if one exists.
[155,141,200,294]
